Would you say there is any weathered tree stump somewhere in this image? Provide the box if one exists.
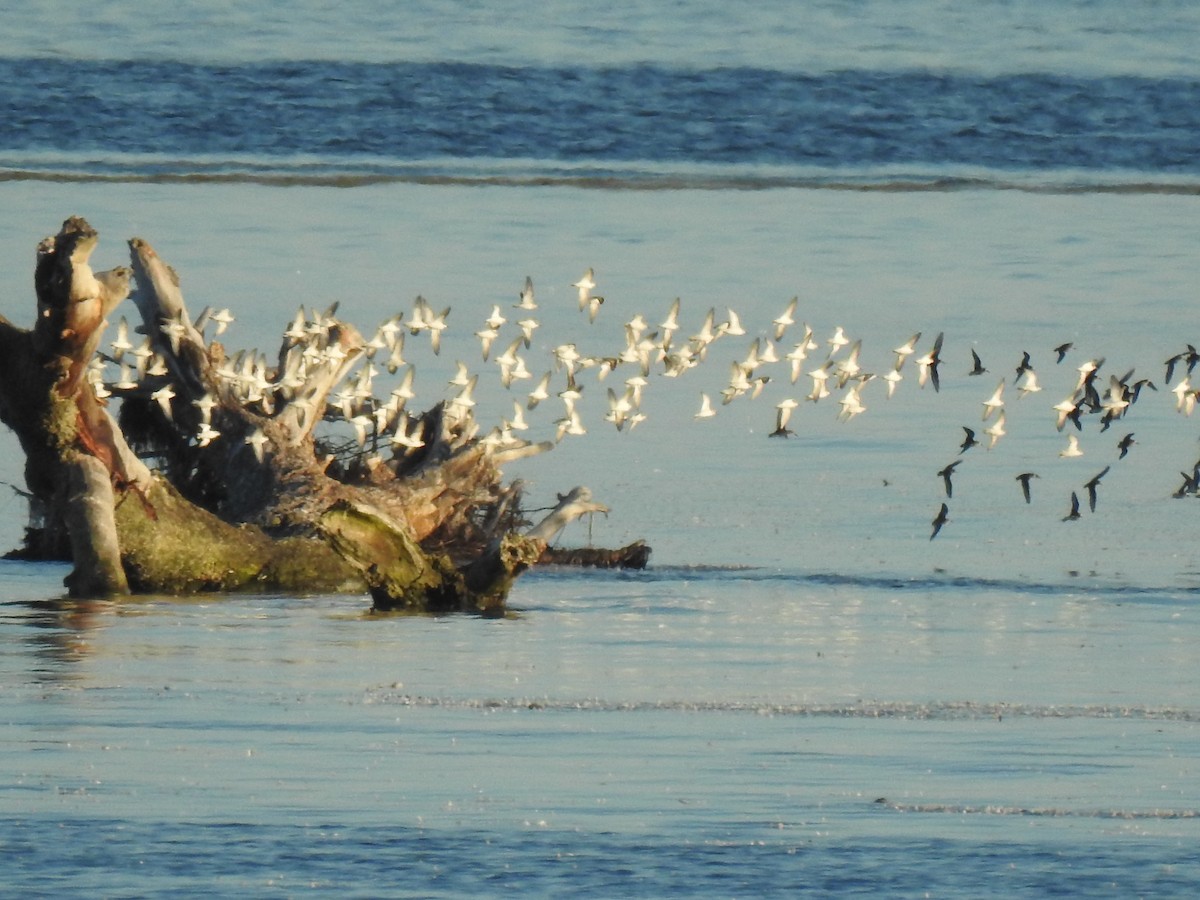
[0,217,642,612]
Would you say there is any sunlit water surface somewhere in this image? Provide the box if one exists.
[4,0,1200,894]
[4,561,1200,896]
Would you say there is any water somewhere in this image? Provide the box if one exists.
[3,1,1200,895]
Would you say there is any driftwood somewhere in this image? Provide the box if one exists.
[539,540,651,570]
[0,216,642,612]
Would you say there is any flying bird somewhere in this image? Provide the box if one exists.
[959,426,979,454]
[573,268,596,309]
[984,411,1006,449]
[937,460,960,498]
[772,296,798,340]
[1014,351,1033,382]
[1117,432,1136,459]
[916,332,944,391]
[245,428,269,463]
[1084,466,1111,513]
[1063,491,1081,521]
[1054,342,1074,363]
[930,503,949,540]
[968,348,987,375]
[1016,368,1041,396]
[516,276,537,310]
[892,332,922,370]
[1015,472,1038,504]
[981,379,1005,421]
[150,384,175,420]
[770,398,798,437]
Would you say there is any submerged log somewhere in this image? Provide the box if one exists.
[0,216,644,612]
[539,540,652,570]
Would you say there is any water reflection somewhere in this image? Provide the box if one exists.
[8,597,112,683]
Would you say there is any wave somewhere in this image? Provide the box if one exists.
[361,692,1200,722]
[4,162,1200,195]
[526,563,1200,601]
[875,800,1200,820]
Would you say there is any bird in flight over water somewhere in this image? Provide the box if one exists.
[959,426,979,454]
[1084,465,1111,513]
[930,503,949,540]
[937,460,960,498]
[1016,472,1038,504]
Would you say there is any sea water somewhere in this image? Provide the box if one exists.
[2,2,1200,895]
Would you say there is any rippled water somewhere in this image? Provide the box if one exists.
[3,0,1200,895]
[4,562,1200,896]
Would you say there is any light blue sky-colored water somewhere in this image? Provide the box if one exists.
[2,181,1198,584]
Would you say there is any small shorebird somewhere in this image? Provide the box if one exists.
[1016,472,1038,504]
[772,296,798,340]
[981,379,1005,421]
[1014,351,1033,381]
[883,368,902,398]
[196,422,221,448]
[930,503,949,540]
[892,332,921,371]
[959,426,979,454]
[720,308,746,337]
[1017,368,1041,396]
[916,332,944,391]
[485,305,506,331]
[937,460,960,499]
[110,316,133,358]
[516,276,537,310]
[968,348,986,375]
[770,398,798,437]
[827,325,850,354]
[527,372,552,409]
[245,428,269,463]
[573,268,596,309]
[984,411,1006,449]
[211,308,235,336]
[1084,466,1110,513]
[151,384,175,419]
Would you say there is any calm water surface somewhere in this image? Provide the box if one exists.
[4,0,1200,895]
[4,562,1200,896]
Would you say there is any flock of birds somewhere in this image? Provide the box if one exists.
[87,267,1200,540]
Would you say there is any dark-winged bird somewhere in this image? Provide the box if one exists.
[938,460,960,498]
[969,348,986,375]
[959,426,979,454]
[1084,466,1111,513]
[1016,472,1038,504]
[930,503,949,540]
[917,332,944,392]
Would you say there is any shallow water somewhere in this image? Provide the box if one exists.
[4,1,1200,894]
[3,175,1200,894]
[4,562,1200,896]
